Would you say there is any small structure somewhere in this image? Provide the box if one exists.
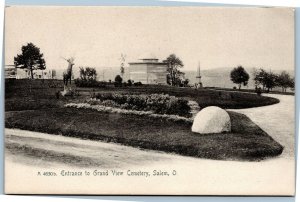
[128,58,168,84]
[192,106,231,134]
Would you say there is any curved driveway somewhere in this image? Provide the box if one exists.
[229,94,295,159]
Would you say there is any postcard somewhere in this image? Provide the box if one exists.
[4,6,295,195]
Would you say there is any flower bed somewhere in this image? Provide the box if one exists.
[90,93,191,117]
[65,103,192,123]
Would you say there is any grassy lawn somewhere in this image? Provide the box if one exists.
[5,108,283,161]
[205,87,295,96]
[5,79,279,111]
[78,85,280,109]
[5,79,283,161]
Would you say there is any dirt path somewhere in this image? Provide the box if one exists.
[5,128,295,195]
[229,94,295,158]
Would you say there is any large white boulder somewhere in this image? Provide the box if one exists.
[191,106,231,134]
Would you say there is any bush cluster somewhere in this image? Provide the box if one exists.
[74,79,107,88]
[89,93,191,117]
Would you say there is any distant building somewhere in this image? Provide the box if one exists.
[4,65,17,79]
[32,69,56,79]
[5,65,56,79]
[128,58,168,84]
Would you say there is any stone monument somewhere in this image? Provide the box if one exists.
[192,106,231,134]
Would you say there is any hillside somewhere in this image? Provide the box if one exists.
[184,67,294,89]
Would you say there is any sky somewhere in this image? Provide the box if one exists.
[5,6,295,72]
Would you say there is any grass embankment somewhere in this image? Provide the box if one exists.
[5,107,283,161]
[5,79,283,161]
[205,87,295,96]
[5,79,279,111]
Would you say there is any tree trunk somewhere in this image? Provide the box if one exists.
[171,69,174,86]
[30,67,34,79]
[238,83,241,90]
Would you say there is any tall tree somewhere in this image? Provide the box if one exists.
[230,66,249,90]
[163,54,184,86]
[14,43,46,79]
[289,77,295,91]
[276,71,293,92]
[253,68,267,90]
[264,72,277,92]
[253,68,280,92]
[79,67,97,81]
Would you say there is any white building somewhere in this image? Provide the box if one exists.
[128,58,168,84]
[5,65,57,79]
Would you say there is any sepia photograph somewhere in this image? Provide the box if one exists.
[4,6,295,195]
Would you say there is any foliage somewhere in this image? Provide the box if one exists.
[276,71,294,92]
[14,43,46,79]
[253,69,294,92]
[255,87,262,96]
[263,72,277,92]
[127,80,133,86]
[74,67,99,87]
[74,79,107,88]
[254,68,278,92]
[90,93,191,117]
[289,78,295,91]
[163,54,185,86]
[114,75,123,87]
[183,79,190,87]
[67,102,192,123]
[253,68,267,88]
[133,82,143,86]
[230,66,249,89]
[79,67,97,81]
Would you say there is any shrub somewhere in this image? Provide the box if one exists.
[114,75,123,87]
[255,87,262,96]
[74,78,96,87]
[90,93,191,117]
[74,79,107,88]
[98,81,107,88]
[127,80,133,86]
[134,81,142,86]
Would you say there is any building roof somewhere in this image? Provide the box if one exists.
[129,58,168,65]
[139,58,159,61]
[129,62,168,65]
